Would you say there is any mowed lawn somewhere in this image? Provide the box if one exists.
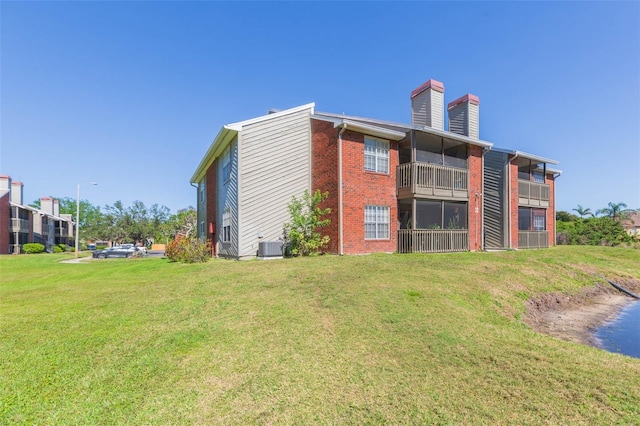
[2,247,640,424]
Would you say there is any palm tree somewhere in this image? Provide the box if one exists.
[572,205,594,218]
[596,202,630,221]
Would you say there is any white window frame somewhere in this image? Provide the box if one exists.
[199,221,205,236]
[199,183,205,203]
[222,208,231,243]
[533,211,546,231]
[222,146,231,182]
[364,136,389,174]
[365,205,390,240]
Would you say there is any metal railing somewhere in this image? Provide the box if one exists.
[518,231,549,249]
[518,180,550,206]
[397,162,468,198]
[10,218,29,233]
[398,229,469,253]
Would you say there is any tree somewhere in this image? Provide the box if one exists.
[556,210,578,222]
[572,205,594,218]
[160,207,197,242]
[283,190,331,256]
[596,202,630,221]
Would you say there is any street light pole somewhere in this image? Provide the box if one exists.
[75,182,97,258]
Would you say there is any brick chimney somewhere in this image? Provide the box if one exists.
[447,94,480,139]
[0,175,11,193]
[11,181,23,205]
[411,79,445,130]
[41,197,54,215]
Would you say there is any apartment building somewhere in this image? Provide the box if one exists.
[191,79,560,259]
[0,176,74,254]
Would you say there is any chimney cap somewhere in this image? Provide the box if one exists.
[12,181,23,185]
[41,197,53,200]
[411,79,445,98]
[447,93,480,109]
[0,175,11,179]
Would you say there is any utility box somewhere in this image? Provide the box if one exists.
[257,241,283,259]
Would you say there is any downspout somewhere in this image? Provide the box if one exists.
[480,145,491,251]
[338,125,346,256]
[552,172,561,247]
[508,153,519,249]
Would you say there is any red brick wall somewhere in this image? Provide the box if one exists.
[546,175,556,247]
[341,130,398,254]
[0,193,10,254]
[508,159,519,249]
[206,161,217,256]
[311,120,399,255]
[311,119,340,254]
[468,145,483,251]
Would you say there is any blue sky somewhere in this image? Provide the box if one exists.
[2,2,638,214]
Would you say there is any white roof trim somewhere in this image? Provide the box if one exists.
[226,102,315,130]
[314,111,493,148]
[333,119,407,141]
[10,201,72,221]
[493,148,559,165]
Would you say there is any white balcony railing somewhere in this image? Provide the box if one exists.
[518,180,550,207]
[518,231,549,249]
[398,229,469,253]
[397,162,468,199]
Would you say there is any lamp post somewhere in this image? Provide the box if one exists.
[75,182,97,258]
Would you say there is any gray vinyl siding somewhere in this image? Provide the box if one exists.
[483,150,508,249]
[237,107,312,258]
[448,103,479,139]
[217,138,239,258]
[197,180,206,241]
[448,105,468,137]
[411,90,444,130]
[469,103,479,139]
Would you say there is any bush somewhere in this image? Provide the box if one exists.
[556,217,632,246]
[53,246,64,253]
[22,243,45,254]
[283,190,331,256]
[165,236,211,263]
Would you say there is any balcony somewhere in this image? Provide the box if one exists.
[518,180,550,207]
[10,218,29,233]
[398,229,469,253]
[518,231,549,249]
[397,162,469,200]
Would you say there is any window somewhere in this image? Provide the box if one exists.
[200,221,205,235]
[222,208,231,243]
[364,136,389,173]
[365,205,389,239]
[199,183,205,203]
[222,146,231,182]
[532,172,545,183]
[415,200,468,230]
[533,210,546,231]
[519,208,546,231]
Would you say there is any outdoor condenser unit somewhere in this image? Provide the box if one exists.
[257,241,283,258]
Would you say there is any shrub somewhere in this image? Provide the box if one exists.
[283,190,331,256]
[22,243,45,254]
[165,236,211,263]
[557,217,632,246]
[53,246,64,253]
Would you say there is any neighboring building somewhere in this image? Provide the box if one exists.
[0,176,75,254]
[191,79,560,259]
[623,211,640,237]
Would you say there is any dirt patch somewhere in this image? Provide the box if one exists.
[523,278,640,347]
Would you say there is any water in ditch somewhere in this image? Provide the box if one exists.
[595,300,640,359]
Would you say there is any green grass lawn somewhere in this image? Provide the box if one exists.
[2,247,639,424]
